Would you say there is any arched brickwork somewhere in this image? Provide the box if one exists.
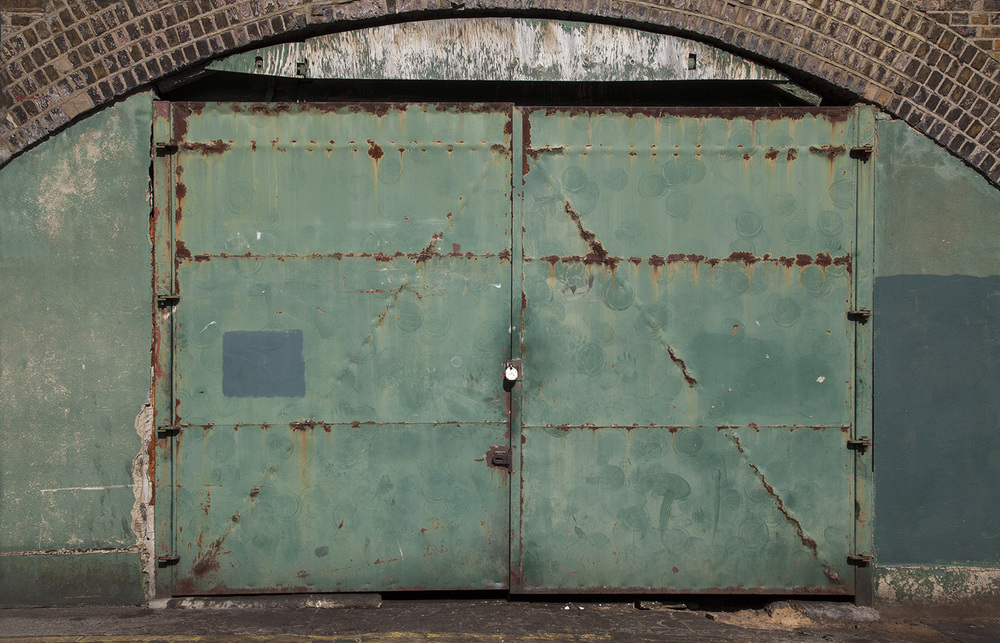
[1,0,1000,185]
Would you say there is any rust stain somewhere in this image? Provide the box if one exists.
[416,232,444,261]
[787,148,797,161]
[564,201,614,267]
[181,139,232,155]
[525,252,851,273]
[190,534,225,577]
[175,240,192,260]
[667,345,697,388]
[367,138,384,161]
[451,243,462,255]
[764,147,779,161]
[809,144,846,160]
[521,112,532,178]
[730,433,819,557]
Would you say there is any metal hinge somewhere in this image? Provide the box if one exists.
[155,142,178,155]
[847,308,871,323]
[156,294,180,309]
[156,426,180,439]
[847,437,872,453]
[850,145,874,161]
[847,554,872,567]
[157,555,180,567]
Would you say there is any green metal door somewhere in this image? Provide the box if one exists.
[154,102,872,596]
[513,107,871,594]
[153,102,515,593]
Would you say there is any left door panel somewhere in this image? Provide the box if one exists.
[153,102,514,594]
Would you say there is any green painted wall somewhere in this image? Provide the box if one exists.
[874,119,1000,568]
[0,93,153,606]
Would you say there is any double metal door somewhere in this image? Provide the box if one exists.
[153,102,872,596]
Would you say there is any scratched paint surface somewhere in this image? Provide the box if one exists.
[159,103,513,593]
[516,108,860,593]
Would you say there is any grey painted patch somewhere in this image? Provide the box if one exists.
[874,274,1000,565]
[223,330,305,398]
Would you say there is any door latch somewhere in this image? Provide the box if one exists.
[489,446,511,469]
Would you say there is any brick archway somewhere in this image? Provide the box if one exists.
[1,0,999,185]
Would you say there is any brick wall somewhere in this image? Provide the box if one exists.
[1,0,999,186]
[917,0,1000,56]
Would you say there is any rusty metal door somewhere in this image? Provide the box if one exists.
[513,107,873,594]
[153,102,515,593]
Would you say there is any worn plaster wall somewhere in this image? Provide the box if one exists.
[0,91,153,606]
[873,117,1000,603]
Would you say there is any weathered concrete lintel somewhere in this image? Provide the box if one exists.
[207,17,796,85]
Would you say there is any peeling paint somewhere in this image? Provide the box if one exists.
[876,566,1000,604]
[131,402,155,601]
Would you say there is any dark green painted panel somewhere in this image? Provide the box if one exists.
[521,260,853,428]
[160,102,514,593]
[0,93,152,557]
[517,107,860,593]
[518,427,853,592]
[174,256,511,426]
[0,553,143,607]
[874,274,1000,566]
[174,103,511,257]
[523,109,856,261]
[170,424,509,592]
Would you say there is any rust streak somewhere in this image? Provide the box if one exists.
[666,345,697,388]
[181,139,231,155]
[809,145,846,160]
[564,201,614,266]
[729,433,818,557]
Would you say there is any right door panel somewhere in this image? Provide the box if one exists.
[516,107,862,594]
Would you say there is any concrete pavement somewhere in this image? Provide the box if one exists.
[0,596,997,642]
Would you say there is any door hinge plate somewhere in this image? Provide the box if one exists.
[157,426,180,439]
[847,554,872,567]
[850,145,874,161]
[847,308,871,323]
[847,437,871,453]
[157,294,180,309]
[155,142,178,155]
[157,555,180,567]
